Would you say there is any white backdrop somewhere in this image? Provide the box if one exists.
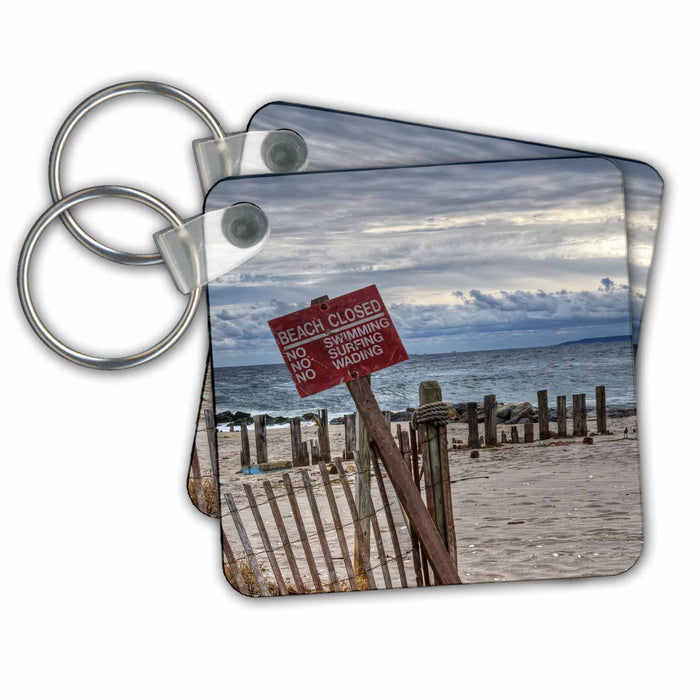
[2,3,695,697]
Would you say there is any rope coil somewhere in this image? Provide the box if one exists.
[410,401,450,428]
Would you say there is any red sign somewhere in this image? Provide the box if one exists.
[268,285,409,397]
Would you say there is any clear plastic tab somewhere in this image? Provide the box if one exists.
[193,130,308,193]
[154,204,270,293]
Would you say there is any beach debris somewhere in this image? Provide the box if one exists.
[582,436,594,445]
[470,450,480,458]
[507,520,525,525]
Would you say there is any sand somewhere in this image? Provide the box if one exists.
[217,415,642,593]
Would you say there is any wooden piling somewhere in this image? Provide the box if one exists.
[318,409,332,462]
[484,394,497,446]
[557,395,567,437]
[239,422,251,467]
[254,415,268,464]
[596,385,607,434]
[573,394,588,437]
[343,413,356,460]
[290,417,310,468]
[466,402,480,449]
[510,426,519,444]
[537,390,550,440]
[501,430,508,444]
[524,423,534,443]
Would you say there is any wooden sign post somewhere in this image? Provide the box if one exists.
[268,287,461,586]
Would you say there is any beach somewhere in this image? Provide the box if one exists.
[218,413,642,592]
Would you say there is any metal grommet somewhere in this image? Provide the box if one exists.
[17,185,202,370]
[48,81,226,266]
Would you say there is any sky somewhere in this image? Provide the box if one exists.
[206,157,632,368]
[248,102,663,344]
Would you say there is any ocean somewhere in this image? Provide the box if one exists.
[213,340,636,424]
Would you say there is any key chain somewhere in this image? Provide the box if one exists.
[17,81,308,369]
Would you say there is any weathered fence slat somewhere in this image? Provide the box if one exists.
[369,445,408,587]
[510,426,519,444]
[524,423,534,443]
[537,390,550,440]
[204,409,219,483]
[262,480,306,592]
[318,409,332,462]
[596,385,607,434]
[573,393,588,436]
[557,395,567,437]
[240,422,251,467]
[334,458,377,590]
[224,493,270,597]
[309,440,320,465]
[301,470,341,592]
[501,430,508,444]
[189,445,207,512]
[484,394,497,446]
[282,473,323,592]
[343,414,356,460]
[353,450,393,589]
[318,462,357,590]
[254,415,268,464]
[243,484,288,595]
[221,529,250,596]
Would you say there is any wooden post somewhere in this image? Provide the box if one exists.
[290,417,310,467]
[239,422,251,467]
[510,426,519,444]
[557,395,567,437]
[524,423,534,443]
[573,393,588,436]
[318,409,332,462]
[537,390,550,440]
[343,413,356,460]
[383,411,392,427]
[309,440,320,464]
[501,430,507,444]
[408,425,427,587]
[484,394,497,446]
[353,401,372,581]
[596,385,607,434]
[254,415,268,464]
[466,402,480,449]
[346,377,460,585]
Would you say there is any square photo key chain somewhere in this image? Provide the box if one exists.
[187,103,663,519]
[187,156,640,595]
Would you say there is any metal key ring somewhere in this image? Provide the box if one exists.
[18,185,201,370]
[49,81,226,266]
